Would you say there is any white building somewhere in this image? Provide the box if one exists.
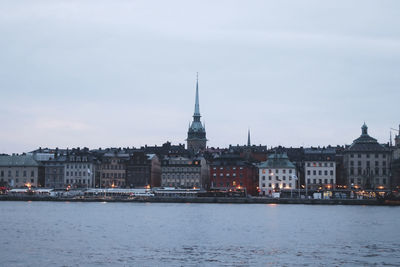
[304,148,336,190]
[258,153,297,196]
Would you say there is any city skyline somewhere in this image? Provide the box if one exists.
[1,1,400,154]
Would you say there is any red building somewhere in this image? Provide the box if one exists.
[209,154,258,196]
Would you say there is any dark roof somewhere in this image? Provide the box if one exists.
[347,123,389,152]
[259,153,295,169]
[304,148,336,161]
[0,155,40,167]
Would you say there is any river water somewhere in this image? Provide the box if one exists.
[1,201,399,266]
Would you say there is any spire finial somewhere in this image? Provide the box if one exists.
[247,128,251,146]
[194,73,200,117]
[362,122,368,135]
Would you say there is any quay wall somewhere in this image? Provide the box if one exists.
[0,195,398,205]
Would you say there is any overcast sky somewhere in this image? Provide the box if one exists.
[1,0,399,154]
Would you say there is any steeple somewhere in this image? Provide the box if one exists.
[186,73,207,152]
[247,129,251,147]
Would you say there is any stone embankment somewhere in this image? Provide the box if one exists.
[1,195,398,205]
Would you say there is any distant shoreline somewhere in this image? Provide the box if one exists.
[1,195,399,206]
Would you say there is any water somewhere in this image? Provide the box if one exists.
[1,202,399,266]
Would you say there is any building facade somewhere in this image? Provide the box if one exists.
[161,156,209,189]
[0,155,43,187]
[304,148,336,190]
[44,156,66,188]
[344,123,391,190]
[186,76,207,152]
[209,154,258,196]
[98,151,129,188]
[126,152,161,188]
[258,153,297,196]
[64,149,97,188]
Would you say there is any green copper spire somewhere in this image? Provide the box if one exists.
[194,72,200,118]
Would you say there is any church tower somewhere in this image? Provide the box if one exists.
[186,74,207,152]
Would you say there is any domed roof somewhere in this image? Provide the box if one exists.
[348,123,387,152]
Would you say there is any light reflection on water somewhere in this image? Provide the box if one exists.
[0,202,399,266]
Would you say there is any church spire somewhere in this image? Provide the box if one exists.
[194,72,200,118]
[247,129,251,146]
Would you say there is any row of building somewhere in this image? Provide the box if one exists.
[0,122,399,196]
[1,77,399,196]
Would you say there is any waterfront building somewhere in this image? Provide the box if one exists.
[161,156,209,189]
[258,153,297,196]
[126,152,161,188]
[391,124,400,189]
[64,148,97,188]
[44,156,66,188]
[186,76,207,152]
[0,154,44,187]
[343,123,391,190]
[98,150,129,188]
[209,154,258,195]
[304,147,336,190]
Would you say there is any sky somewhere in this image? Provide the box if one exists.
[1,0,399,154]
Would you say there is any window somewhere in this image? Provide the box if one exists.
[350,161,354,166]
[358,154,361,158]
[330,179,334,184]
[324,163,327,167]
[383,169,386,175]
[330,170,333,175]
[350,154,354,158]
[330,163,333,167]
[283,170,286,174]
[16,170,19,177]
[275,169,279,174]
[324,179,328,184]
[307,179,310,184]
[313,170,316,175]
[268,183,271,187]
[383,178,386,184]
[262,176,265,181]
[358,161,361,166]
[289,170,292,174]
[350,168,354,175]
[324,170,328,175]
[262,183,265,187]
[366,154,370,158]
[318,170,322,175]
[31,171,34,177]
[268,176,272,180]
[318,179,322,184]
[283,176,286,181]
[307,163,310,167]
[23,171,26,177]
[0,171,3,177]
[313,179,316,184]
[283,183,286,187]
